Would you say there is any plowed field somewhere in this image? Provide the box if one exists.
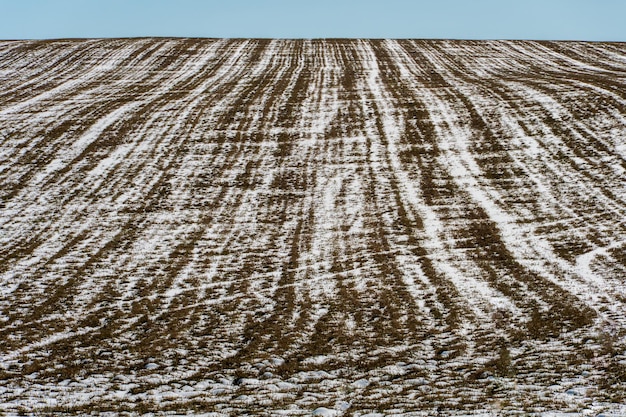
[1,39,626,416]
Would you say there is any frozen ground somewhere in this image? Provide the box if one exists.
[0,38,625,415]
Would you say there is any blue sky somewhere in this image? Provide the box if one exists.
[1,0,625,41]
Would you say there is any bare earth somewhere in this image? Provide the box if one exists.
[1,39,626,416]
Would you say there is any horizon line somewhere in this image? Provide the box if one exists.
[2,36,625,43]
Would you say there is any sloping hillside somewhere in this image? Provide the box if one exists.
[1,38,625,415]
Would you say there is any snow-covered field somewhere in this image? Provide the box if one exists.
[0,38,625,415]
